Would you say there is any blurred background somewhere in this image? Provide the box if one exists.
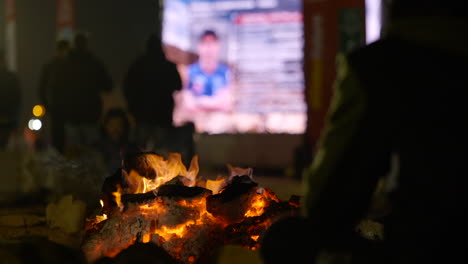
[0,0,386,263]
[0,0,386,172]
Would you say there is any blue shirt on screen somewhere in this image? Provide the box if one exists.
[187,62,230,96]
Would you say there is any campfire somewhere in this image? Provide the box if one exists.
[82,152,300,263]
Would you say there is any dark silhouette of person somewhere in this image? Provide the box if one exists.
[123,33,182,151]
[93,108,132,173]
[262,1,468,264]
[113,242,181,264]
[2,237,87,264]
[38,39,70,153]
[260,216,314,264]
[0,50,21,149]
[59,32,113,151]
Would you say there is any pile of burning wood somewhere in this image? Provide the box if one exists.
[82,152,300,264]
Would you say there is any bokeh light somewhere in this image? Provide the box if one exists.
[28,119,42,131]
[32,105,46,117]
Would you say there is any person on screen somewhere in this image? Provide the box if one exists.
[184,30,232,112]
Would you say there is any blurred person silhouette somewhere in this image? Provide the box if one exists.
[0,49,21,149]
[4,237,87,264]
[93,108,132,174]
[38,39,70,153]
[59,32,113,153]
[123,33,182,152]
[182,30,232,112]
[260,216,314,264]
[112,242,181,264]
[262,1,468,263]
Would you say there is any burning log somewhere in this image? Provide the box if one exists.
[101,169,126,217]
[206,175,259,223]
[224,196,301,249]
[156,176,212,199]
[83,191,221,263]
[82,152,300,264]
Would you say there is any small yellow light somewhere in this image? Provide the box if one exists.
[32,105,46,117]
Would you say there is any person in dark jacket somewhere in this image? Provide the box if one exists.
[123,33,182,152]
[0,50,21,149]
[93,108,132,174]
[60,33,113,151]
[38,39,70,153]
[263,1,468,263]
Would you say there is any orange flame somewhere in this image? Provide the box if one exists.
[125,154,200,195]
[94,199,108,223]
[205,177,227,194]
[160,222,194,239]
[95,214,107,223]
[142,233,151,243]
[244,194,267,217]
[113,185,122,209]
[262,188,280,203]
[139,201,167,216]
[184,155,199,187]
[152,196,216,241]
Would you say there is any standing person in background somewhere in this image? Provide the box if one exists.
[38,39,70,153]
[60,32,113,152]
[123,33,182,152]
[0,50,21,149]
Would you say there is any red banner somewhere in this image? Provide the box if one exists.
[5,0,17,71]
[56,0,75,38]
[303,0,365,148]
[5,0,16,22]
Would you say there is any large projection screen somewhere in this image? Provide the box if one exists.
[162,0,306,134]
